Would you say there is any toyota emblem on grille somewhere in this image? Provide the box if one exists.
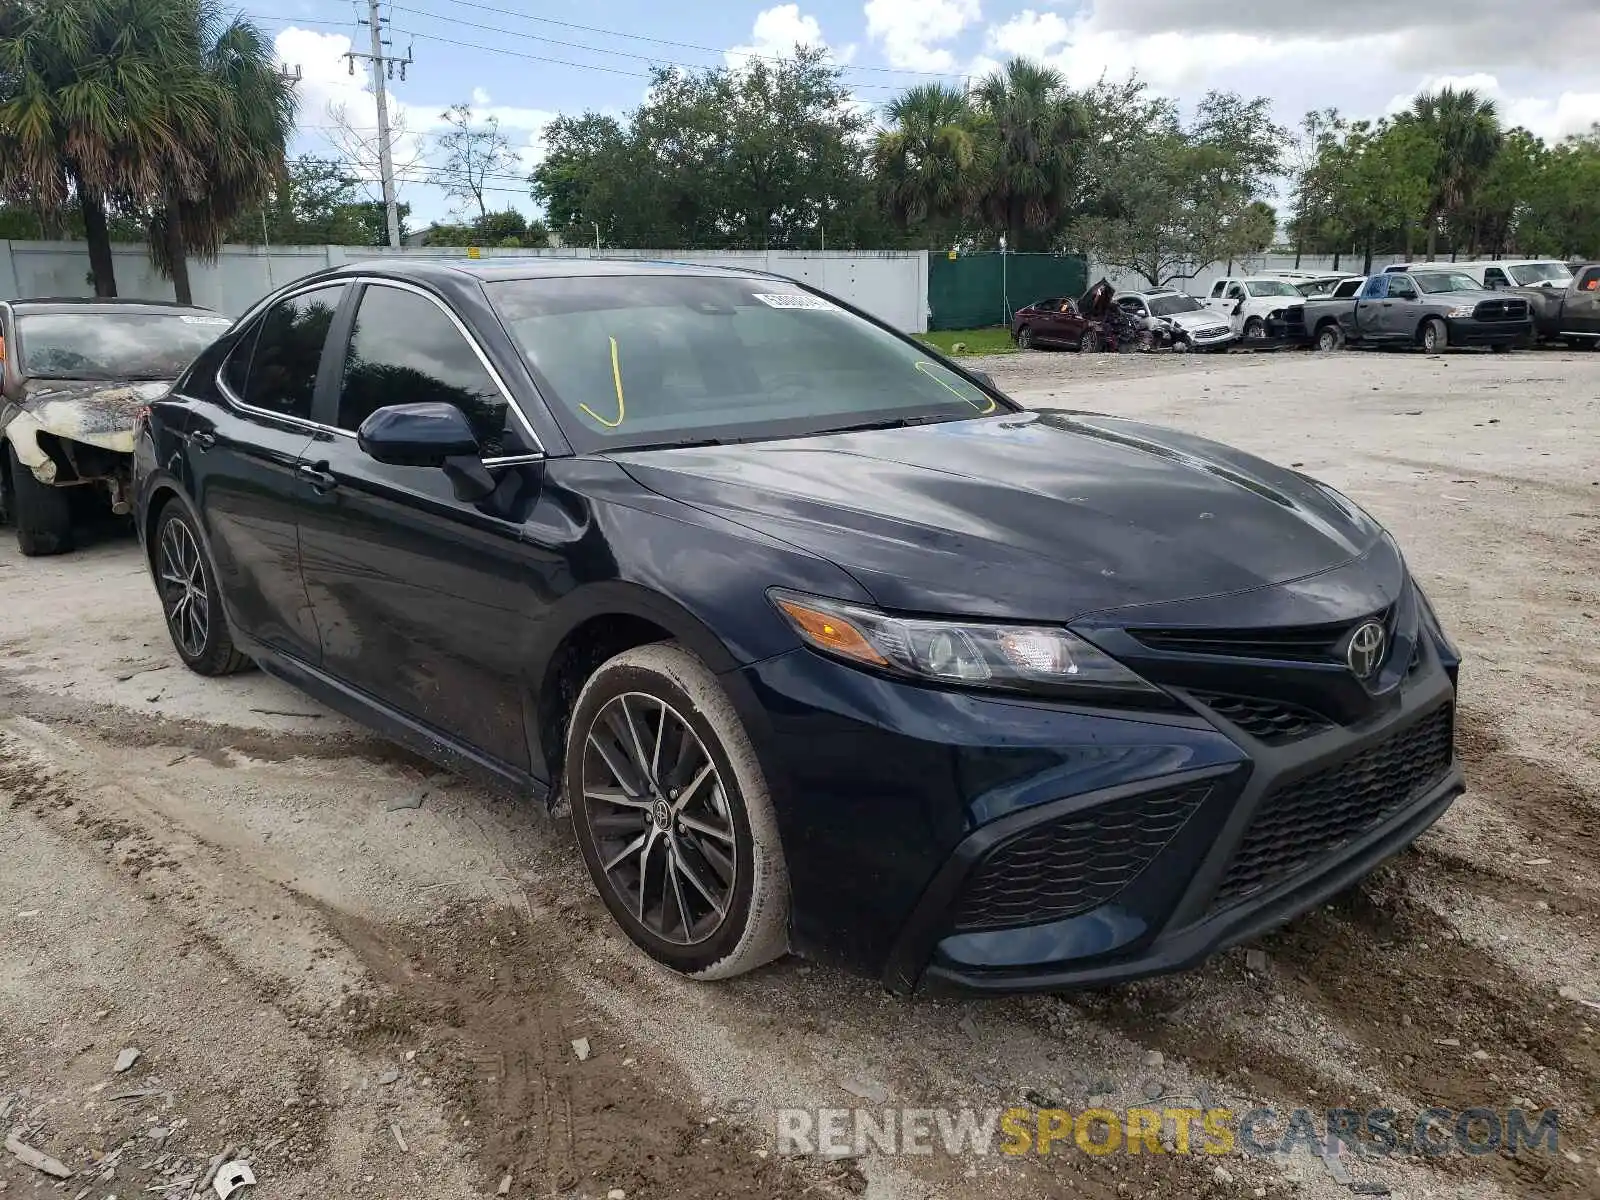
[1346,620,1387,679]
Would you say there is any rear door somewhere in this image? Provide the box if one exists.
[190,284,348,661]
[296,279,547,772]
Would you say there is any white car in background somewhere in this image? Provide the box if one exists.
[1114,289,1236,349]
[1201,276,1305,340]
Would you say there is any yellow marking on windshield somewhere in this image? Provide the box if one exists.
[581,336,627,428]
[915,360,996,414]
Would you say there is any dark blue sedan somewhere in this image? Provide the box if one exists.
[132,258,1463,993]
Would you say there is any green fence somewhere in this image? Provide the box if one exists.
[927,251,1089,331]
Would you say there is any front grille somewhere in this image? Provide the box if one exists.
[953,784,1211,932]
[1211,704,1454,908]
[1190,692,1331,744]
[1132,613,1383,664]
[1199,326,1232,338]
[1474,299,1529,321]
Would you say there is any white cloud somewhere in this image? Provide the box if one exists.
[987,9,1070,57]
[726,5,857,68]
[1386,74,1600,143]
[864,0,981,72]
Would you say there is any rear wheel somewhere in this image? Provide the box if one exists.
[4,441,74,556]
[1420,318,1447,353]
[567,642,789,980]
[154,503,252,676]
[1315,323,1346,353]
[1015,325,1034,350]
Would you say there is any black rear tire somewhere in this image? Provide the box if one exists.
[5,441,74,556]
[153,503,252,676]
[1015,325,1034,350]
[1491,342,1512,354]
[1315,323,1346,353]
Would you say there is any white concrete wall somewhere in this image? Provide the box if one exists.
[1089,252,1415,299]
[0,242,930,332]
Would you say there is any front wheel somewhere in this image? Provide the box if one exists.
[567,642,789,980]
[4,442,74,556]
[154,503,253,676]
[1079,329,1100,353]
[1420,318,1447,353]
[1242,318,1266,341]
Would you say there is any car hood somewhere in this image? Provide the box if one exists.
[1161,309,1230,331]
[15,379,171,454]
[614,411,1387,622]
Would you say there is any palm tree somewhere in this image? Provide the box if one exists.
[0,0,214,296]
[972,59,1084,252]
[148,2,295,304]
[1403,86,1503,258]
[873,83,986,240]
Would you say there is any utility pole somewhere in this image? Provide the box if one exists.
[344,0,411,248]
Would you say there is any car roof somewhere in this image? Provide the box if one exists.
[6,297,219,315]
[326,256,782,284]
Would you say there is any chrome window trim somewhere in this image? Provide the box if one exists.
[217,274,547,458]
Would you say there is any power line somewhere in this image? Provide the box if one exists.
[342,0,414,246]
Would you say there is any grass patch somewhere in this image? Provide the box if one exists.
[916,326,1017,356]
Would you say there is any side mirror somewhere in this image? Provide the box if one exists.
[356,402,496,502]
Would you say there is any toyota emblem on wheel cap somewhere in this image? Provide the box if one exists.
[1346,620,1387,679]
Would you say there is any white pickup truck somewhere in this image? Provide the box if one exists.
[1200,276,1305,341]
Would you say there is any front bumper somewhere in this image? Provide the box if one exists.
[1445,316,1533,346]
[727,579,1461,994]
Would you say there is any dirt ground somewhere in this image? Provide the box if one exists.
[2,344,1598,1200]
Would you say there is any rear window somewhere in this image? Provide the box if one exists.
[485,275,1007,453]
[1245,280,1299,298]
[17,311,230,381]
[1507,262,1572,287]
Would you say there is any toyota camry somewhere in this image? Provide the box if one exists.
[132,259,1463,994]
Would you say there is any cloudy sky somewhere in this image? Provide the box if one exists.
[258,0,1600,228]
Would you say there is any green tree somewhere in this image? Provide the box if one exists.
[872,83,987,244]
[148,1,295,303]
[0,0,215,295]
[1401,86,1502,258]
[224,156,369,245]
[1328,118,1437,272]
[972,58,1084,251]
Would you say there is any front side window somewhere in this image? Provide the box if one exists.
[1483,267,1510,288]
[236,286,345,420]
[1149,294,1202,316]
[486,275,1007,454]
[337,286,511,455]
[17,311,231,381]
[1362,276,1388,299]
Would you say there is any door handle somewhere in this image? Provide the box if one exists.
[297,463,338,493]
[189,429,216,451]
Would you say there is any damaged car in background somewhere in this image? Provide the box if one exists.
[0,298,231,555]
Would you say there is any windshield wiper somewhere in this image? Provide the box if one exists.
[821,414,959,434]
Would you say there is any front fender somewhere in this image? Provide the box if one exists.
[4,411,56,483]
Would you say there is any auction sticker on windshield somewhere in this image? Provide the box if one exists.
[180,316,232,326]
[752,293,838,310]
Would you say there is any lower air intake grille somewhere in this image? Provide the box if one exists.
[953,784,1210,932]
[1191,692,1331,744]
[1212,704,1454,909]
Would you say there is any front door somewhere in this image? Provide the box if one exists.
[1567,266,1600,335]
[1354,275,1392,341]
[296,281,549,773]
[1383,274,1422,340]
[190,284,346,661]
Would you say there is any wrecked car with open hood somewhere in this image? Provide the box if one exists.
[0,298,231,555]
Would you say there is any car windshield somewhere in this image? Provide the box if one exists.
[1413,272,1481,294]
[1148,294,1203,316]
[1245,280,1300,297]
[1296,279,1347,296]
[1507,262,1573,286]
[17,311,231,381]
[486,275,1009,452]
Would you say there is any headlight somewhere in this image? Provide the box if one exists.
[1445,305,1475,319]
[768,589,1157,696]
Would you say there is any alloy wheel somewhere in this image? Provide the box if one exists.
[580,692,738,946]
[158,517,209,658]
[1017,326,1033,349]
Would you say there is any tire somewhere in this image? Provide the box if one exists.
[1491,342,1512,354]
[566,642,789,980]
[1015,325,1034,350]
[1420,318,1447,353]
[153,502,252,676]
[1315,323,1346,353]
[5,441,74,556]
[1243,317,1266,341]
[1079,329,1099,353]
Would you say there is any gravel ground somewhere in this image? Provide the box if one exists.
[2,344,1597,1200]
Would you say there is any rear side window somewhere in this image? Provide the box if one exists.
[230,285,345,419]
[336,285,510,455]
[1335,279,1363,298]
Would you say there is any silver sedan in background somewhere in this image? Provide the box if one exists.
[1114,289,1236,350]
